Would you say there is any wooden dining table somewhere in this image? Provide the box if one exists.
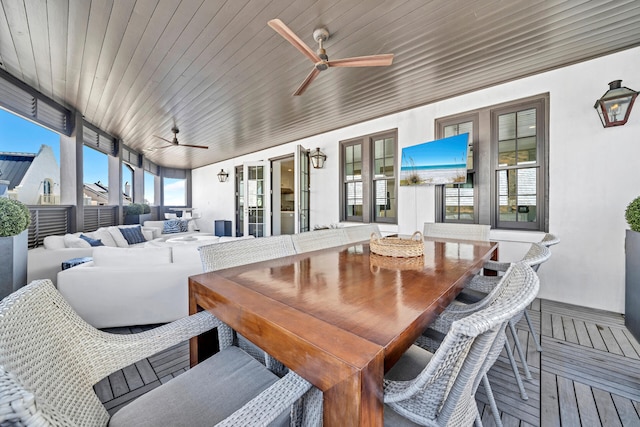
[188,237,498,426]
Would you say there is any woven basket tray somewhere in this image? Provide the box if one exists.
[370,231,424,258]
[369,253,425,273]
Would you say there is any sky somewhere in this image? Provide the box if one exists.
[400,133,469,168]
[0,108,111,179]
[0,108,185,205]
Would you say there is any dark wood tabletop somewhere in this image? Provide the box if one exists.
[189,237,498,426]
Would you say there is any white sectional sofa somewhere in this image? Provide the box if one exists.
[27,220,199,286]
[57,244,203,328]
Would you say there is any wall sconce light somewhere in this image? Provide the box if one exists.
[594,80,638,127]
[310,147,327,169]
[217,169,229,182]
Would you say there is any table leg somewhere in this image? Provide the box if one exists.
[322,352,384,426]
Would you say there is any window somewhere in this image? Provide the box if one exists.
[122,164,133,204]
[436,117,478,223]
[340,130,397,223]
[144,172,156,205]
[163,177,186,206]
[436,95,548,231]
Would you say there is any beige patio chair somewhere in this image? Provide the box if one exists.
[386,262,539,427]
[423,222,491,241]
[0,280,322,427]
[291,228,349,253]
[343,223,380,244]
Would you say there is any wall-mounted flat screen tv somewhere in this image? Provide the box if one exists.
[400,133,470,186]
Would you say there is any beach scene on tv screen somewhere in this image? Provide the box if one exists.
[400,133,469,185]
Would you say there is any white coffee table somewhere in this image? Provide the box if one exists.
[164,234,220,244]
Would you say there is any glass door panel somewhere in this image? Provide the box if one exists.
[296,145,310,233]
[243,162,270,237]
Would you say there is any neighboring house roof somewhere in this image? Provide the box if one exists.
[83,181,109,205]
[0,152,36,190]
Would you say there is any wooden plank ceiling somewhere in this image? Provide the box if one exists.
[1,0,640,169]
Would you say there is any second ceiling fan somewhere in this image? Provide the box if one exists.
[152,126,208,150]
[268,19,394,96]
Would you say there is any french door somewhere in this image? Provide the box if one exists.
[243,162,271,237]
[295,145,310,233]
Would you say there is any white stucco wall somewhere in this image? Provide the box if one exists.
[193,46,640,314]
[16,145,60,204]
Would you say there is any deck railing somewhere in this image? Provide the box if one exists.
[27,205,72,248]
[27,205,118,248]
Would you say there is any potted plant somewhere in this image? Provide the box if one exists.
[0,197,31,299]
[625,196,640,341]
[123,203,152,225]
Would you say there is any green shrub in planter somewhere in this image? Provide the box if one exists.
[626,196,640,232]
[0,198,31,237]
[142,203,151,214]
[124,203,144,216]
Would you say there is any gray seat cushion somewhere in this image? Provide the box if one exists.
[383,345,434,426]
[109,346,288,427]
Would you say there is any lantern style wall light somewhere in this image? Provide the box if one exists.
[217,169,229,182]
[594,80,638,127]
[310,147,327,169]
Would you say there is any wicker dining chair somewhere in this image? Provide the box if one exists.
[198,234,296,271]
[198,235,297,375]
[386,262,539,427]
[466,243,550,368]
[0,280,321,427]
[290,228,349,253]
[423,222,491,241]
[343,224,380,244]
[415,262,539,426]
[540,232,560,247]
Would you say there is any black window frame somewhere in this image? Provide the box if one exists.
[435,94,549,232]
[339,129,398,224]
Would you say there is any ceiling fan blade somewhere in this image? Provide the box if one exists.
[268,19,321,63]
[179,144,209,149]
[153,135,175,145]
[327,54,394,67]
[293,67,321,96]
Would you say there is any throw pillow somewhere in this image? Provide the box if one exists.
[119,226,147,245]
[43,235,66,250]
[107,226,130,247]
[178,219,189,232]
[163,219,181,234]
[93,229,118,247]
[79,234,104,247]
[63,234,91,248]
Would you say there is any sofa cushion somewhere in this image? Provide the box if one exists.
[63,234,91,248]
[119,226,147,245]
[107,226,130,247]
[91,228,118,247]
[171,244,205,264]
[141,228,154,241]
[43,235,66,250]
[178,219,189,232]
[92,246,172,267]
[79,234,104,247]
[163,219,182,234]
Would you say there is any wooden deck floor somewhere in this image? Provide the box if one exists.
[96,299,640,425]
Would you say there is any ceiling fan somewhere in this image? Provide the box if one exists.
[150,126,208,150]
[268,19,394,96]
